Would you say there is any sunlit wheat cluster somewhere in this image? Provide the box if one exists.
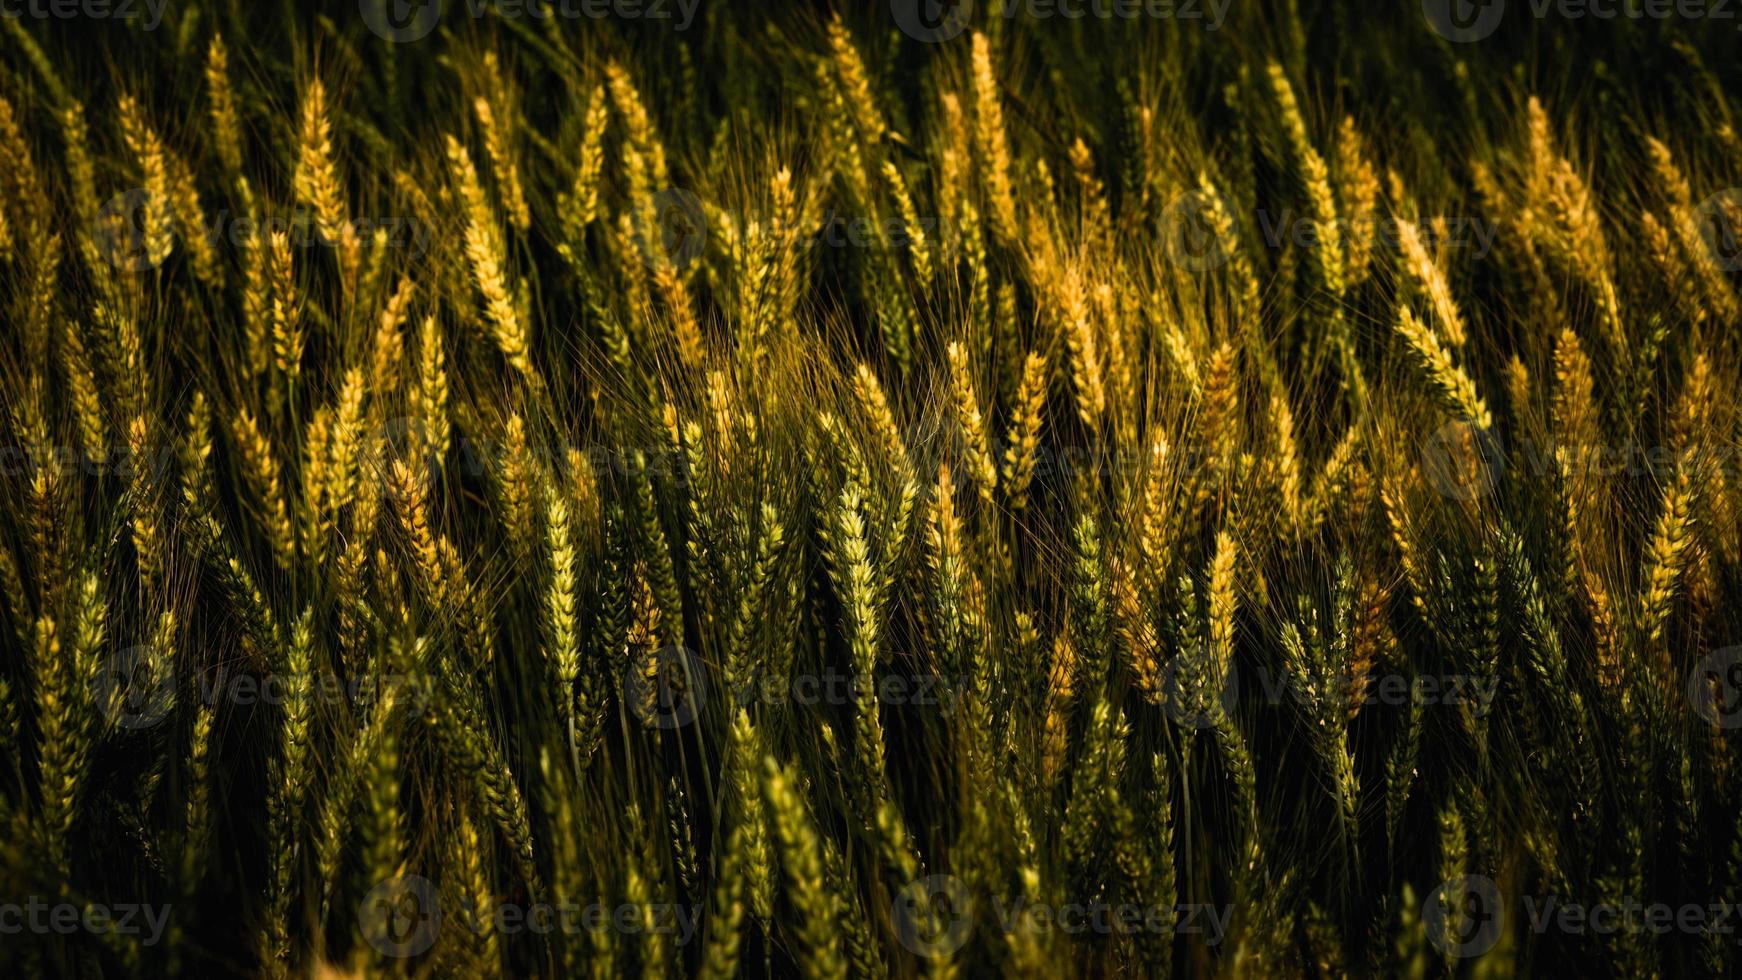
[1,1,1740,976]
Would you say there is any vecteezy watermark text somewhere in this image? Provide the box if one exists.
[360,0,699,42]
[891,0,1229,42]
[0,0,165,29]
[1425,0,1740,43]
[0,898,172,945]
[360,875,700,958]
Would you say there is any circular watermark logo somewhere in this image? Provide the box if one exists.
[1688,646,1742,729]
[892,0,972,42]
[1694,188,1742,273]
[1161,188,1238,271]
[1424,874,1503,958]
[96,188,175,272]
[633,188,708,271]
[892,874,973,957]
[1423,0,1505,42]
[1160,643,1238,731]
[94,647,176,730]
[361,0,441,43]
[360,874,441,958]
[1419,421,1503,501]
[625,644,709,729]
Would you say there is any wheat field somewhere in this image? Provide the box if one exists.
[0,2,1739,977]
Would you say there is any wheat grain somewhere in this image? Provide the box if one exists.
[1394,305,1491,428]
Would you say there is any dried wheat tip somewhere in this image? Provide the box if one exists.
[565,85,609,237]
[0,545,28,653]
[762,756,849,980]
[1549,326,1598,473]
[769,164,801,274]
[61,321,107,462]
[389,458,442,603]
[0,109,22,255]
[0,181,11,261]
[606,60,668,197]
[1645,135,1694,211]
[618,804,671,979]
[624,563,666,724]
[946,341,998,505]
[127,415,163,587]
[298,411,336,561]
[1348,576,1387,719]
[880,160,933,284]
[1112,559,1161,703]
[1189,173,1260,324]
[1198,342,1239,483]
[1394,305,1490,428]
[542,483,579,728]
[926,460,966,616]
[1638,465,1695,646]
[1523,97,1626,363]
[0,92,47,241]
[356,680,403,911]
[844,364,901,478]
[236,223,270,378]
[1133,437,1172,559]
[999,349,1050,513]
[447,134,534,378]
[934,88,968,217]
[415,315,451,458]
[717,712,773,926]
[1070,137,1110,239]
[205,34,242,177]
[116,94,175,268]
[1267,62,1345,299]
[1040,632,1078,787]
[0,672,18,770]
[17,231,60,374]
[179,701,215,887]
[364,277,412,392]
[54,102,100,245]
[1055,270,1106,431]
[1208,529,1238,687]
[1642,209,1714,328]
[1264,389,1304,524]
[267,230,302,391]
[180,390,214,506]
[232,408,296,569]
[294,78,359,276]
[324,368,366,515]
[1397,218,1467,348]
[31,613,73,870]
[827,15,884,144]
[1092,281,1133,412]
[653,258,705,370]
[1336,116,1381,285]
[164,147,221,286]
[1500,357,1533,432]
[473,95,530,234]
[970,33,1018,245]
[827,55,886,199]
[451,806,501,976]
[492,413,534,552]
[317,683,391,898]
[829,486,891,790]
[1669,352,1713,459]
[1647,139,1740,322]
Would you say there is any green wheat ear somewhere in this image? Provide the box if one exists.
[763,756,848,980]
